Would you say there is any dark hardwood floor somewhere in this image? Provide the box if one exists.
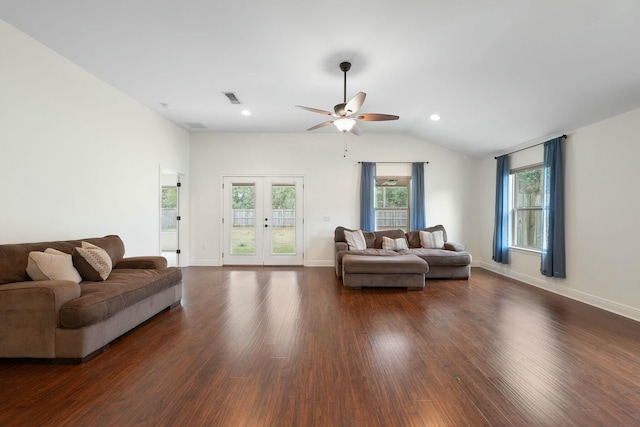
[2,267,640,426]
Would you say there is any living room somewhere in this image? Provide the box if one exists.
[2,2,640,424]
[3,11,640,322]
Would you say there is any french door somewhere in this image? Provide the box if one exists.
[222,176,304,265]
[160,169,183,267]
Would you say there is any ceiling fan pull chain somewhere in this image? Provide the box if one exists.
[343,133,348,158]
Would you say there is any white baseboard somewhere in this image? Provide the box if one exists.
[188,259,333,267]
[190,259,221,267]
[478,261,640,323]
[304,260,334,267]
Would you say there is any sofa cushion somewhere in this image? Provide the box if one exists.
[406,225,448,248]
[344,230,367,250]
[335,248,400,267]
[420,230,445,249]
[370,229,407,249]
[58,267,182,328]
[399,248,472,266]
[382,236,409,251]
[82,235,126,267]
[334,226,407,249]
[444,242,466,252]
[72,242,113,281]
[0,235,126,285]
[343,254,428,275]
[26,249,82,283]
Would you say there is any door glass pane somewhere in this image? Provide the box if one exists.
[161,186,179,266]
[231,184,256,254]
[161,187,178,232]
[271,184,296,255]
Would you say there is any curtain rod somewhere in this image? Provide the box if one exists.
[357,161,429,164]
[494,135,566,159]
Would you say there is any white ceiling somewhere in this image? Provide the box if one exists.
[2,0,640,158]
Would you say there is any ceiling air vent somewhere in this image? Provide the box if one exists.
[186,122,207,129]
[223,92,241,104]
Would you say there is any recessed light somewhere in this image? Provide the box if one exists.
[241,110,251,116]
[430,114,440,121]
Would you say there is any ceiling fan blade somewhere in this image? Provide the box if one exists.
[350,122,362,136]
[355,113,399,121]
[295,105,334,116]
[345,92,366,115]
[307,121,334,131]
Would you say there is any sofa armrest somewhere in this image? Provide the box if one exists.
[0,280,81,358]
[444,242,466,252]
[334,242,349,278]
[115,256,167,270]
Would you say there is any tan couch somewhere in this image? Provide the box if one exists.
[0,235,182,362]
[335,225,472,280]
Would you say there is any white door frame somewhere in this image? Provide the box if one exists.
[160,166,184,267]
[222,175,304,266]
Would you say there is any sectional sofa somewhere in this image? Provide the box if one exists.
[0,235,182,362]
[334,225,472,288]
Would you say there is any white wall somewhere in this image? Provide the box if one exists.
[0,19,190,258]
[190,132,474,266]
[475,108,640,321]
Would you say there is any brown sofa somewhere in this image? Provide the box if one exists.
[0,235,182,362]
[335,225,472,281]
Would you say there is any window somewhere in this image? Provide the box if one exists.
[375,177,410,232]
[511,165,543,250]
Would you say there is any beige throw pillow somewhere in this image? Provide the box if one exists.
[72,241,113,281]
[420,230,445,249]
[344,230,367,250]
[382,236,408,251]
[26,248,82,283]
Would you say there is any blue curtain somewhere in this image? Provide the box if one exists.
[360,162,376,231]
[541,137,566,278]
[410,162,426,230]
[492,155,510,264]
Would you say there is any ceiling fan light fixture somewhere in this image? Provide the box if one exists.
[334,118,356,132]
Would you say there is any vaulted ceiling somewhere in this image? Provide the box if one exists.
[2,0,640,158]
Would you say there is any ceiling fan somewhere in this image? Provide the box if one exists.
[295,61,399,136]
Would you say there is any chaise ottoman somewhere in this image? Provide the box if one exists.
[342,254,429,290]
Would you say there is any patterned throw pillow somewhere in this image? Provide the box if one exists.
[419,230,445,249]
[344,229,367,250]
[26,248,82,283]
[382,236,409,251]
[72,242,113,281]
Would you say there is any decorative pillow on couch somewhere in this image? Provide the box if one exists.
[344,230,367,250]
[420,230,445,249]
[72,242,113,281]
[26,248,83,283]
[382,236,408,251]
